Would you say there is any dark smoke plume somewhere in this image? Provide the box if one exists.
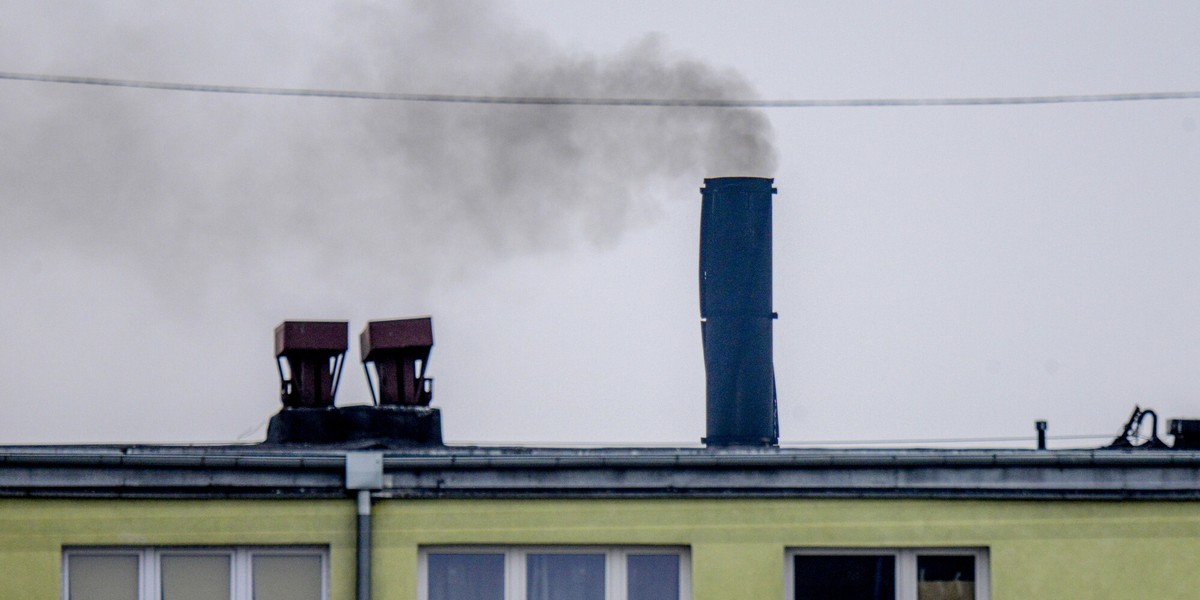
[0,1,777,302]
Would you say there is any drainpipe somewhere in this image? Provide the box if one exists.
[356,490,372,600]
[346,452,384,600]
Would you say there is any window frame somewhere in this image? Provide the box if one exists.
[418,545,691,600]
[784,547,989,600]
[61,546,329,600]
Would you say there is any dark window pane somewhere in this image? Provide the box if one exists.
[794,555,895,600]
[917,555,975,600]
[427,553,505,600]
[526,554,604,600]
[917,555,974,582]
[627,554,679,600]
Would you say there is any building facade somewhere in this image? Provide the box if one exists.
[4,444,1200,599]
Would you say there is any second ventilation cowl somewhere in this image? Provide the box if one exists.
[361,317,434,407]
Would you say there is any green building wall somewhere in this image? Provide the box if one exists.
[4,497,1200,599]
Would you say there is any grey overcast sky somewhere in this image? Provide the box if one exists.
[2,1,1199,447]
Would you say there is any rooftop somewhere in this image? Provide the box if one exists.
[3,443,1199,501]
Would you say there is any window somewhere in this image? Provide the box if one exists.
[419,547,690,600]
[62,547,327,600]
[786,548,988,600]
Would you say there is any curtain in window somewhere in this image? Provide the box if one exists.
[526,554,604,600]
[627,554,680,600]
[68,555,139,600]
[427,553,505,600]
[251,555,322,600]
[917,555,975,600]
[161,554,231,600]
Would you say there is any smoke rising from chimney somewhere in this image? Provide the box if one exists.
[0,1,777,303]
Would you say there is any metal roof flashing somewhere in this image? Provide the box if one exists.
[4,444,1200,500]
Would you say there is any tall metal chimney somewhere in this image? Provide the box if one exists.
[699,177,778,446]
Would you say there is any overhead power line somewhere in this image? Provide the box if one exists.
[2,70,1200,108]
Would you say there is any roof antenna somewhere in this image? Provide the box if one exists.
[1106,406,1169,449]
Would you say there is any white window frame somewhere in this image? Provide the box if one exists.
[785,547,989,600]
[418,546,691,600]
[61,546,329,600]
